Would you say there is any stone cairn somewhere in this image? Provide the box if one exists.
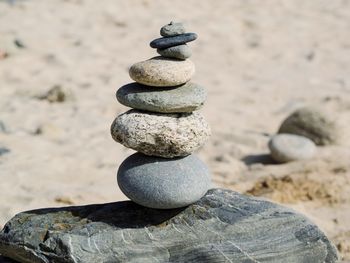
[111,22,212,209]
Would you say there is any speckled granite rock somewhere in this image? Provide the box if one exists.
[157,44,192,60]
[118,153,211,209]
[129,56,195,87]
[0,189,338,263]
[110,110,211,158]
[116,82,206,113]
[278,107,338,145]
[268,134,316,163]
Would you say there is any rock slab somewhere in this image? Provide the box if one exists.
[118,153,211,209]
[0,189,338,263]
[116,82,206,113]
[111,110,211,158]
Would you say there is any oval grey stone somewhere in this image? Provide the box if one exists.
[160,21,186,37]
[117,153,211,209]
[116,82,206,113]
[278,107,338,146]
[150,33,197,49]
[129,56,195,87]
[110,110,211,158]
[157,44,192,60]
[268,134,316,163]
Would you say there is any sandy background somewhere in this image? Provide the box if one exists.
[0,0,350,260]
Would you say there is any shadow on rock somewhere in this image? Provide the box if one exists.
[23,200,186,229]
[0,256,16,263]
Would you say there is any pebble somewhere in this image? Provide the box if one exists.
[157,44,192,60]
[129,56,195,87]
[110,110,211,158]
[278,107,338,145]
[150,33,197,49]
[160,22,186,37]
[37,85,73,103]
[117,153,211,209]
[14,39,25,49]
[116,82,206,113]
[268,134,316,163]
[0,147,10,156]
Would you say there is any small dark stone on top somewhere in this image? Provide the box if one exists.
[150,33,197,49]
[160,22,186,37]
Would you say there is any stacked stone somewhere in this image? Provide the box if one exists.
[111,22,212,209]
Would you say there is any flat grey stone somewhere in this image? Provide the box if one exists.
[160,21,186,37]
[150,33,197,49]
[268,134,316,163]
[278,107,338,145]
[116,82,206,113]
[0,189,338,263]
[118,153,211,209]
[110,110,211,158]
[157,44,192,60]
[129,56,195,87]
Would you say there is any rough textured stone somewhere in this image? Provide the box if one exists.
[160,22,186,37]
[118,153,211,209]
[157,44,192,60]
[150,33,197,49]
[0,189,338,263]
[129,56,195,87]
[268,134,316,163]
[111,110,211,158]
[278,107,338,145]
[116,82,206,113]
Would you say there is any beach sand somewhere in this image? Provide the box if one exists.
[0,0,349,260]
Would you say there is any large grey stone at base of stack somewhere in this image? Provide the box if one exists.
[118,153,211,209]
[0,189,338,263]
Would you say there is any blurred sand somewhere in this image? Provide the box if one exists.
[0,0,349,260]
